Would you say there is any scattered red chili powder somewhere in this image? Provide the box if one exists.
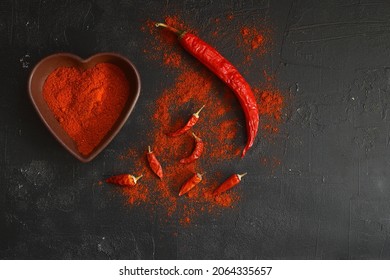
[118,147,137,160]
[163,52,182,68]
[238,25,271,65]
[258,90,283,120]
[115,65,241,225]
[254,70,284,135]
[110,15,283,226]
[241,27,265,50]
[136,61,240,223]
[261,156,281,169]
[123,183,149,205]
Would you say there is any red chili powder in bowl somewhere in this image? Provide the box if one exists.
[43,63,130,156]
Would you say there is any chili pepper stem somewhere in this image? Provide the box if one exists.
[193,105,205,118]
[148,146,152,154]
[237,172,248,181]
[134,175,143,183]
[155,22,184,36]
[192,132,201,141]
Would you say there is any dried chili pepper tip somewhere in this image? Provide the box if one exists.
[167,105,206,137]
[105,174,143,187]
[213,172,247,196]
[180,133,204,164]
[146,146,163,179]
[178,172,204,196]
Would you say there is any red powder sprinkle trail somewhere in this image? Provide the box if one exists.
[108,14,283,226]
[238,25,272,65]
[163,52,182,68]
[261,156,282,169]
[254,70,284,136]
[259,90,283,121]
[119,147,138,161]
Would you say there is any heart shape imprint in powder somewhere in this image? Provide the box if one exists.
[43,63,130,156]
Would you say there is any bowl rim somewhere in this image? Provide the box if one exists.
[28,52,141,163]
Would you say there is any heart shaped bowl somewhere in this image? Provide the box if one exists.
[28,53,141,162]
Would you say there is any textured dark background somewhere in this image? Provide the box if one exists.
[1,0,390,259]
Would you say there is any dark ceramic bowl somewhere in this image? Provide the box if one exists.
[28,53,141,162]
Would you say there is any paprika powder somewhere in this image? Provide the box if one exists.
[43,63,130,156]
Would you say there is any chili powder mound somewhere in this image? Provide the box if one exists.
[43,63,130,156]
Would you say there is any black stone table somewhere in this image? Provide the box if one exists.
[1,0,390,259]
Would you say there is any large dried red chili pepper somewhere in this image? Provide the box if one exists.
[168,105,205,137]
[213,172,247,195]
[106,174,143,187]
[180,133,204,164]
[179,173,203,196]
[147,146,163,179]
[156,22,259,157]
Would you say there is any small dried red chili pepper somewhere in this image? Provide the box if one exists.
[167,105,205,137]
[105,174,143,187]
[156,23,259,157]
[180,133,204,164]
[147,146,163,179]
[213,172,247,195]
[179,172,203,196]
